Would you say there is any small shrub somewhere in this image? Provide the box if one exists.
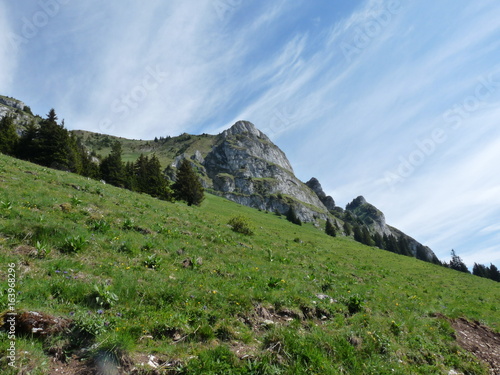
[0,200,13,210]
[122,218,135,230]
[89,284,119,309]
[143,254,161,269]
[228,216,254,236]
[346,294,364,314]
[117,241,133,254]
[61,235,87,254]
[71,196,82,206]
[34,241,51,259]
[89,219,110,233]
[267,276,282,289]
[141,240,155,251]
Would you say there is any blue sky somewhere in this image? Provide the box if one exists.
[1,0,500,268]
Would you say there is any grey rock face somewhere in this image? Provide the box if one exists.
[346,196,439,261]
[306,177,336,211]
[203,121,329,221]
[346,196,389,235]
[0,97,25,110]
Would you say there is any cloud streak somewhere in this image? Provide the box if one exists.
[4,0,500,267]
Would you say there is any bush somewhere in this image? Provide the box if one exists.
[61,235,87,254]
[228,216,254,236]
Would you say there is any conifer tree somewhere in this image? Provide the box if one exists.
[0,115,19,155]
[343,221,352,236]
[143,154,172,200]
[489,263,500,282]
[372,232,384,249]
[286,206,302,225]
[472,263,489,278]
[172,159,204,206]
[449,250,470,273]
[353,225,363,243]
[361,227,373,246]
[325,219,336,237]
[100,141,125,187]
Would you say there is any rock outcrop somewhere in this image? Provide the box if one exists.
[306,178,336,212]
[203,121,330,221]
[345,196,439,262]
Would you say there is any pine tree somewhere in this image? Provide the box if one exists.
[449,250,470,273]
[488,264,500,282]
[144,154,172,200]
[343,221,352,236]
[397,236,412,256]
[100,141,125,187]
[372,232,384,249]
[352,225,361,243]
[286,207,302,226]
[0,115,19,155]
[361,227,373,246]
[172,159,204,206]
[325,219,336,237]
[472,263,489,278]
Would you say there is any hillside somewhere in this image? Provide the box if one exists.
[1,153,499,374]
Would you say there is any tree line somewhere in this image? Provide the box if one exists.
[0,110,204,206]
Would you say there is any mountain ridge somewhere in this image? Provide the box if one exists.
[0,96,439,264]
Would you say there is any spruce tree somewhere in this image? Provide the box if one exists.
[100,141,125,187]
[325,219,336,237]
[343,222,352,236]
[472,263,489,278]
[286,207,302,226]
[449,250,470,273]
[489,264,500,282]
[353,225,363,243]
[172,159,204,206]
[0,115,19,155]
[372,232,384,249]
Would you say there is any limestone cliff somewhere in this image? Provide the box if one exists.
[203,121,329,221]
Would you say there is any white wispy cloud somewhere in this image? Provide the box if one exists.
[3,0,500,267]
[0,2,17,92]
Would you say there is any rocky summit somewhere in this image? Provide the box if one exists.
[203,121,330,222]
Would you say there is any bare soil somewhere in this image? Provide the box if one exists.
[451,317,500,375]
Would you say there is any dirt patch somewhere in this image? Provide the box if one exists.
[451,317,500,375]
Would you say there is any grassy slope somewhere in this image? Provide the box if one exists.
[0,153,498,374]
[72,130,217,167]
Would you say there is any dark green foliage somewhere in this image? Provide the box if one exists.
[126,154,172,200]
[16,109,97,175]
[286,207,302,226]
[353,225,363,243]
[172,159,205,206]
[0,115,19,155]
[490,263,500,282]
[372,232,384,248]
[100,141,125,187]
[397,236,412,256]
[343,221,352,236]
[325,219,336,237]
[448,250,470,273]
[228,216,254,235]
[473,262,500,282]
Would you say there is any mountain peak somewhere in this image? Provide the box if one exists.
[223,121,269,140]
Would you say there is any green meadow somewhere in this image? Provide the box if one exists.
[0,153,498,374]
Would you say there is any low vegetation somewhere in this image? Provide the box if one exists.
[0,154,499,374]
